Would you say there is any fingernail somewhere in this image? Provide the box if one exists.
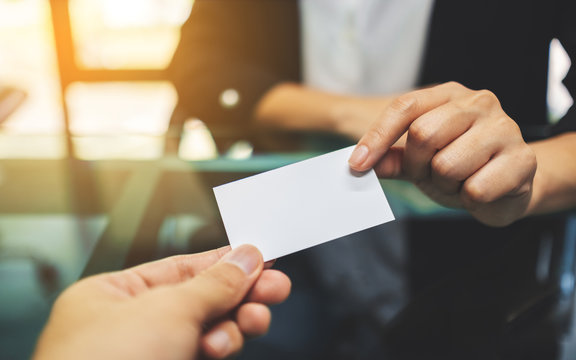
[205,329,230,356]
[222,245,260,275]
[349,144,369,167]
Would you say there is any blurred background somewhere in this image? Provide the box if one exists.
[0,0,192,159]
[0,1,208,358]
[0,0,574,359]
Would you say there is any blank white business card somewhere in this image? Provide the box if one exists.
[213,146,395,261]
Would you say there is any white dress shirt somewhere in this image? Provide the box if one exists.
[300,0,434,95]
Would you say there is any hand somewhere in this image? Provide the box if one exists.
[33,245,291,360]
[348,82,537,227]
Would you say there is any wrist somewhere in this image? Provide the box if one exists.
[525,140,554,217]
[525,133,576,216]
[525,164,546,217]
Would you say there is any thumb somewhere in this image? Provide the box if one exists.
[176,245,264,323]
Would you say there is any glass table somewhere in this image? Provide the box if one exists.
[0,150,454,358]
[1,150,573,359]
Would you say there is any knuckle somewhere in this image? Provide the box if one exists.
[499,117,522,136]
[430,154,453,178]
[407,120,434,146]
[470,89,499,107]
[486,116,523,143]
[444,81,463,90]
[390,94,420,116]
[172,255,198,280]
[439,81,466,94]
[431,153,456,179]
[462,181,490,204]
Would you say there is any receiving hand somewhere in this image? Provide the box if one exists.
[348,82,537,226]
[33,245,291,360]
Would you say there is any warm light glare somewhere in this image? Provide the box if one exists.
[178,119,218,160]
[73,135,166,160]
[69,0,194,69]
[0,134,67,159]
[0,0,193,159]
[66,82,176,136]
[220,88,241,109]
[0,0,63,136]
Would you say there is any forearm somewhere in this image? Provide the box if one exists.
[254,83,339,131]
[254,83,391,140]
[528,132,576,215]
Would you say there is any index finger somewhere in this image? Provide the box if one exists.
[348,82,460,172]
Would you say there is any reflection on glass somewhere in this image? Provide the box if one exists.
[73,135,166,160]
[68,0,194,69]
[0,214,107,358]
[0,134,66,159]
[157,214,208,257]
[66,82,176,136]
[0,215,108,293]
[178,119,218,161]
[226,140,254,160]
[66,81,176,159]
